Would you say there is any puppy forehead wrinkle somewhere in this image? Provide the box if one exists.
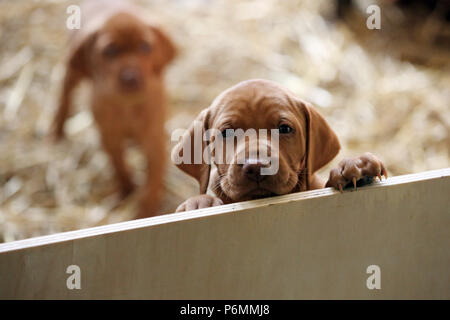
[213,98,293,130]
[210,98,247,126]
[210,79,305,130]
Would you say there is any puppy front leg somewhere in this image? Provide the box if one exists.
[101,133,135,198]
[136,140,166,219]
[51,67,83,140]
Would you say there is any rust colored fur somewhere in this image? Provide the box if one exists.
[52,0,176,218]
[173,79,386,211]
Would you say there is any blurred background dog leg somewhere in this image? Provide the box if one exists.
[51,67,83,140]
[98,127,135,199]
[137,137,166,219]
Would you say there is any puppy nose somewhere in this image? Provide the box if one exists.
[119,68,141,89]
[242,159,269,182]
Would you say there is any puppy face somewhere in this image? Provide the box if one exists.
[172,79,341,202]
[209,85,307,201]
[69,12,176,95]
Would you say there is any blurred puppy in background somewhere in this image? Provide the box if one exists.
[52,0,176,218]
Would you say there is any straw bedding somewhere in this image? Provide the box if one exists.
[0,0,448,242]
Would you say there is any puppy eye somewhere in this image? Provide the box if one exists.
[221,129,234,138]
[103,44,119,58]
[140,42,152,54]
[278,124,293,134]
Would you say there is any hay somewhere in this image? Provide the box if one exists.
[0,0,448,242]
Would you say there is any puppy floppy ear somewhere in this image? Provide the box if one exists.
[298,101,340,187]
[171,109,211,194]
[67,30,98,78]
[149,25,177,74]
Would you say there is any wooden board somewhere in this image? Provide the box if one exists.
[0,168,449,299]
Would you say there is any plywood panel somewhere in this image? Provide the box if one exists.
[0,169,449,299]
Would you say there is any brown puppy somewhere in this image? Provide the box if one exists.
[172,79,387,211]
[52,0,176,218]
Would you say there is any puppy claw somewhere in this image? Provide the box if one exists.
[326,153,387,192]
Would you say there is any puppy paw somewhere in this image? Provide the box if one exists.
[176,195,224,212]
[325,152,387,192]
